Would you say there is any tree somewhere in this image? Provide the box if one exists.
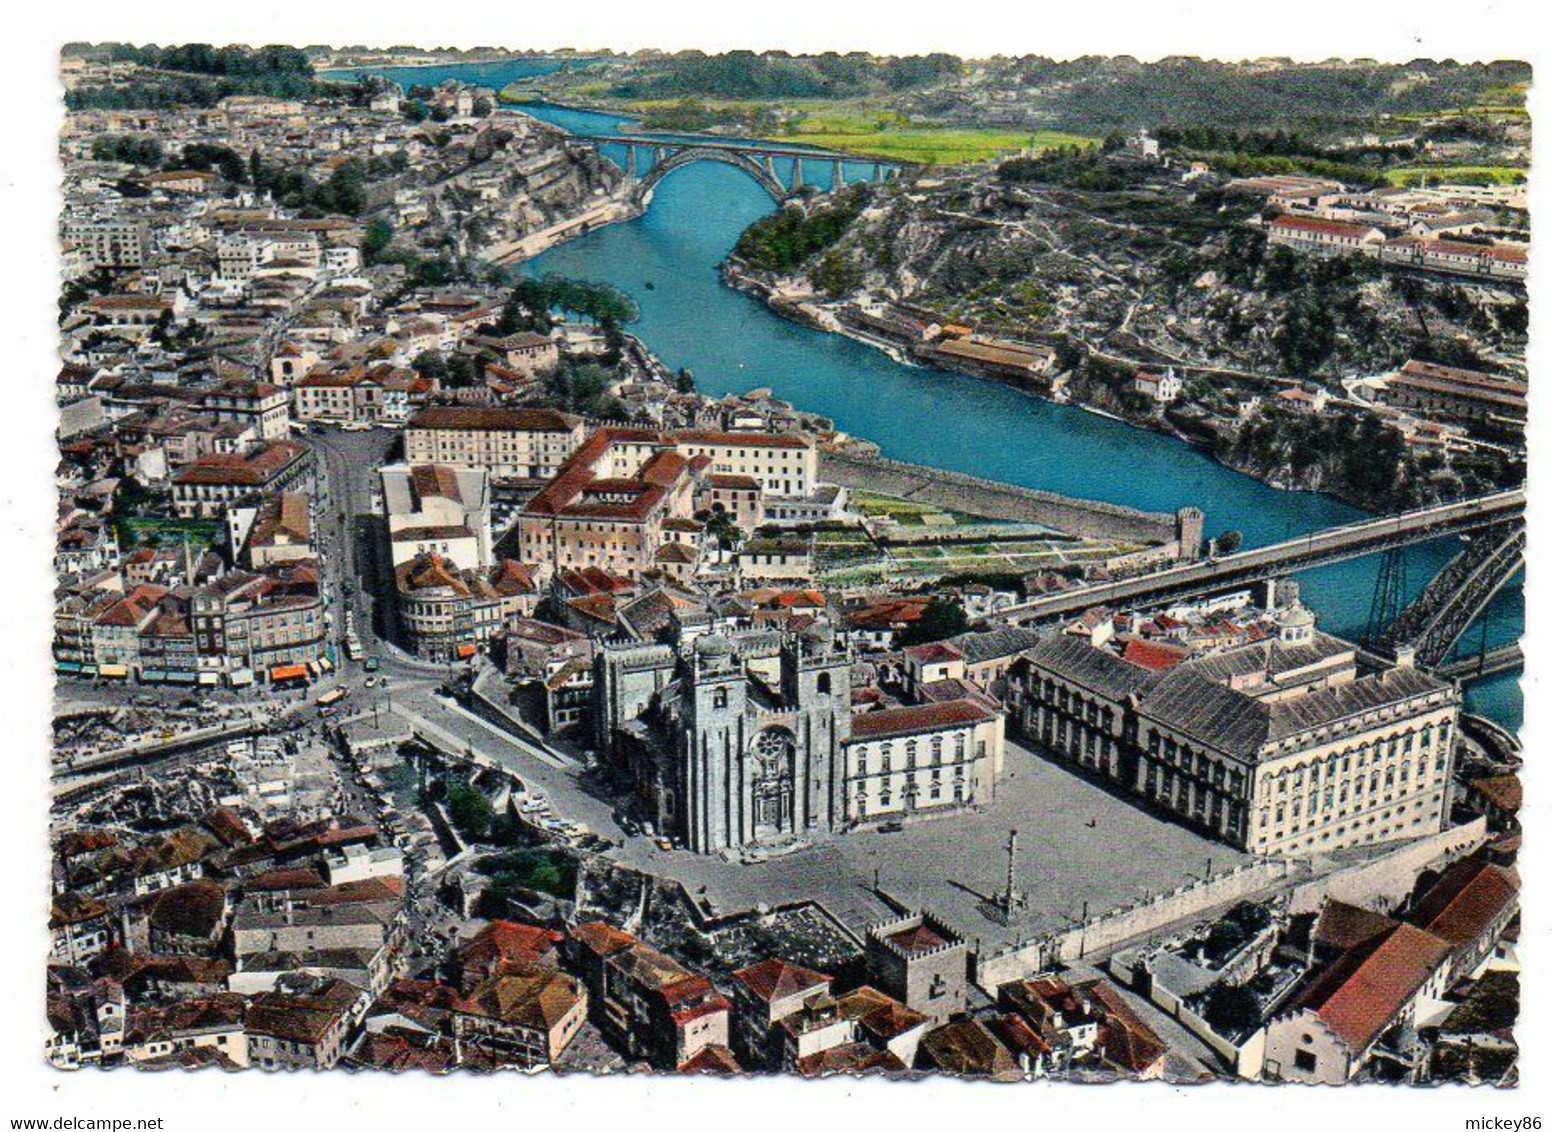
[446,353,481,388]
[1216,529,1243,554]
[1201,984,1262,1036]
[412,350,451,386]
[446,783,493,841]
[674,368,696,394]
[362,219,393,264]
[699,508,739,549]
[900,597,969,646]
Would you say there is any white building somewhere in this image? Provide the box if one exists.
[380,463,493,570]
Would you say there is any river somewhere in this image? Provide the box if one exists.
[328,62,1523,730]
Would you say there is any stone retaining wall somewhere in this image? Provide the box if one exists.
[1287,818,1489,915]
[973,819,1490,994]
[974,857,1300,991]
[819,450,1186,546]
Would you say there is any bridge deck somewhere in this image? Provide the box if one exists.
[584,135,869,162]
[1003,489,1524,624]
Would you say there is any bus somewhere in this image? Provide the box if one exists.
[316,686,350,709]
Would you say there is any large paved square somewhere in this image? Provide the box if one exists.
[619,738,1249,949]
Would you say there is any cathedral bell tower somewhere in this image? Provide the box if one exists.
[779,622,852,837]
[681,634,747,853]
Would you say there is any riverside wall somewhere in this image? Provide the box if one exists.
[819,450,1186,546]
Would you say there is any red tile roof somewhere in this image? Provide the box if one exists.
[1270,214,1381,239]
[732,958,830,1004]
[678,1044,741,1074]
[1287,922,1451,1053]
[676,429,811,450]
[849,699,993,741]
[1121,638,1192,671]
[1470,774,1522,813]
[1411,859,1519,952]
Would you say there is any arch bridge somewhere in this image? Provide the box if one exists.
[579,135,896,204]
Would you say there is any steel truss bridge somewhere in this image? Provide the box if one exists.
[1000,489,1525,672]
[1368,521,1525,669]
[578,136,896,204]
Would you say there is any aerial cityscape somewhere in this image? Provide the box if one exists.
[48,42,1527,1084]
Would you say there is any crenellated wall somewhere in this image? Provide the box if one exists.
[818,450,1187,547]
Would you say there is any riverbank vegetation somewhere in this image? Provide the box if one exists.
[733,185,868,273]
[726,152,1525,513]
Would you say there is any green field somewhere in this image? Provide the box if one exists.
[1383,164,1527,187]
[772,108,1096,165]
[116,516,222,550]
[607,99,1096,166]
[779,127,1092,166]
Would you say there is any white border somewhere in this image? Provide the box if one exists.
[1,2,1542,1127]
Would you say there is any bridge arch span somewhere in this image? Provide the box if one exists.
[632,146,789,205]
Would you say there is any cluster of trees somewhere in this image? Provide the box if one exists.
[899,597,970,646]
[474,850,578,917]
[609,50,961,101]
[412,350,482,389]
[95,42,312,79]
[372,247,461,290]
[445,781,494,840]
[247,151,370,216]
[734,185,867,274]
[542,361,629,420]
[396,84,494,124]
[1202,150,1389,188]
[1147,126,1425,184]
[638,99,783,134]
[495,275,639,334]
[90,134,164,167]
[996,148,1154,192]
[170,141,248,183]
[64,43,330,109]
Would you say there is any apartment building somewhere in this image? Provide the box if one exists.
[673,430,817,498]
[171,440,312,518]
[404,406,585,478]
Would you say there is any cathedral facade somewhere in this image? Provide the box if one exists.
[594,625,1003,855]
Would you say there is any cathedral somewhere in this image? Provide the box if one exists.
[593,623,1004,855]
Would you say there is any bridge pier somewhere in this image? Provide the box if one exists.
[832,159,845,190]
[790,159,803,191]
[624,143,637,178]
[872,162,883,181]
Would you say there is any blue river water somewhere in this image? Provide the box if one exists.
[328,63,1523,730]
[321,57,593,90]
